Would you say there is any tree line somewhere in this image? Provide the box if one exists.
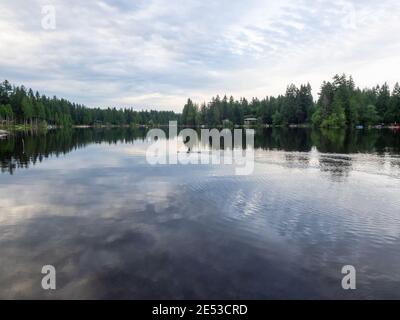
[1,74,400,128]
[182,74,400,127]
[0,80,178,127]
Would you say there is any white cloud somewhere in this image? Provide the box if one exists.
[0,0,399,111]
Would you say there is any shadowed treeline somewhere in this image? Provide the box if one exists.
[254,128,400,154]
[0,128,399,174]
[2,75,400,128]
[0,127,148,174]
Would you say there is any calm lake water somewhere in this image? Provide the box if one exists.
[0,127,399,299]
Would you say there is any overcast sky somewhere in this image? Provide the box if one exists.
[0,0,399,111]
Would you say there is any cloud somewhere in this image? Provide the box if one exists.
[0,0,399,111]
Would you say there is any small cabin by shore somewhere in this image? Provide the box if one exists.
[0,129,9,138]
[244,117,258,126]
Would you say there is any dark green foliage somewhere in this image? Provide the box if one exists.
[0,80,179,127]
[386,83,400,124]
[312,74,398,128]
[180,84,314,126]
[181,98,198,126]
[1,76,399,128]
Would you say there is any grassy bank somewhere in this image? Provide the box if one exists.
[0,123,49,132]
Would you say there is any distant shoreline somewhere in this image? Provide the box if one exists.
[1,123,399,132]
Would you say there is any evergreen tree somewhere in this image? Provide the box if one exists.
[376,83,391,122]
[1,76,398,129]
[387,83,400,124]
[21,96,34,125]
[181,98,198,126]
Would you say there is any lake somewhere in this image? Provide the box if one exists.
[0,127,399,299]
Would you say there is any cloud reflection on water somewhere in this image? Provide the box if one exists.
[0,129,400,299]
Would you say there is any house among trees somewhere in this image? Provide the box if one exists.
[244,117,258,126]
[0,129,8,138]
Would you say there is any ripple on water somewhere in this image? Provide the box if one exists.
[181,164,400,259]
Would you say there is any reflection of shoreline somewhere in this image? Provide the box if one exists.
[1,128,400,175]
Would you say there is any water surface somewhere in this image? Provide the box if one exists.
[0,128,399,299]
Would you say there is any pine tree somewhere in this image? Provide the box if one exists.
[387,83,400,124]
[21,96,33,125]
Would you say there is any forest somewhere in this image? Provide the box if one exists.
[1,74,399,128]
[0,80,178,127]
[182,74,400,127]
